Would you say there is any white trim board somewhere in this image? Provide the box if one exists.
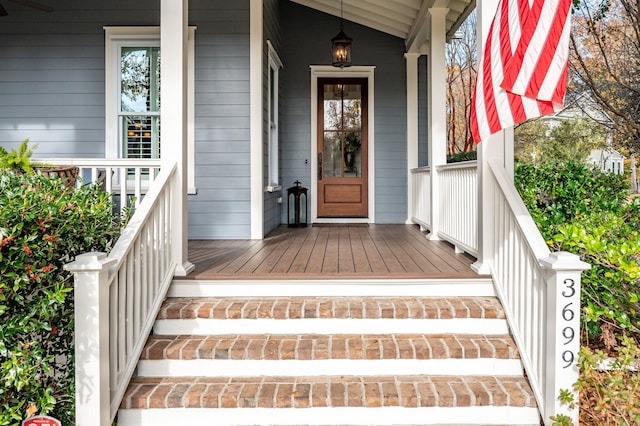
[152,318,509,336]
[136,358,524,378]
[250,0,264,239]
[118,406,542,426]
[167,278,496,298]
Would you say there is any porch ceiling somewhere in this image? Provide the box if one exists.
[289,0,475,52]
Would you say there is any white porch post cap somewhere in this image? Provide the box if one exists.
[540,251,591,271]
[64,252,117,272]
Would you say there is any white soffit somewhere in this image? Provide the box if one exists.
[289,0,475,51]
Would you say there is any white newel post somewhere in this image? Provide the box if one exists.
[427,7,448,240]
[540,252,590,425]
[64,252,116,426]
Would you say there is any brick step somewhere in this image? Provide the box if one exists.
[118,288,539,424]
[158,296,506,320]
[136,333,524,378]
[141,334,519,362]
[154,296,509,335]
[118,375,540,425]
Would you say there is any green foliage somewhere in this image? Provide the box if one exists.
[515,161,639,337]
[515,118,607,165]
[447,150,477,163]
[0,172,122,425]
[0,139,37,174]
[571,336,640,425]
[552,336,640,425]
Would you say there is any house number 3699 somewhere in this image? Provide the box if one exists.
[561,278,576,369]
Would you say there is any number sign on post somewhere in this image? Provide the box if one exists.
[541,251,590,425]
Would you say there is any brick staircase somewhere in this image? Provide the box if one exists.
[117,279,540,425]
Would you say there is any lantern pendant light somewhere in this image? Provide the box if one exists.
[331,0,352,68]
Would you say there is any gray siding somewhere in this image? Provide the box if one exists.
[0,1,160,157]
[280,2,408,224]
[189,0,251,239]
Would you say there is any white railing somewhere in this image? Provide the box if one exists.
[410,166,431,229]
[487,158,589,424]
[410,161,478,255]
[36,158,161,215]
[436,161,478,255]
[65,162,178,425]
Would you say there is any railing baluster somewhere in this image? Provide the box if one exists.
[66,164,178,424]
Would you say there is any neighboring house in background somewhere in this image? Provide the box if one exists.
[544,92,624,173]
[588,148,625,174]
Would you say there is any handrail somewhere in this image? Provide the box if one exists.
[106,162,177,420]
[487,158,589,424]
[65,162,178,424]
[36,158,162,215]
[488,158,549,258]
[434,159,477,172]
[34,158,162,167]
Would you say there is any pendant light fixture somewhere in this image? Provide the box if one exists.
[331,0,352,68]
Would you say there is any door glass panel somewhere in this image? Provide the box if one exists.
[323,132,341,177]
[323,84,342,131]
[343,132,361,177]
[342,84,362,131]
[322,82,363,179]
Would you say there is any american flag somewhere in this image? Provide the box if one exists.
[471,0,572,143]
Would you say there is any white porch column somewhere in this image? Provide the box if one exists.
[161,0,194,276]
[250,0,264,239]
[406,52,420,224]
[427,7,448,240]
[472,0,512,274]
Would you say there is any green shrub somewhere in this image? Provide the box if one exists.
[554,335,640,425]
[0,171,122,425]
[0,139,37,174]
[515,161,639,338]
[447,150,477,163]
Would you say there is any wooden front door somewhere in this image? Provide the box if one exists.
[317,78,368,217]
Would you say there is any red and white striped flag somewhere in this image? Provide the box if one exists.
[471,0,572,143]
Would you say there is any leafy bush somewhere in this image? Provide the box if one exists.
[0,139,37,174]
[554,335,640,425]
[447,150,477,163]
[515,161,640,339]
[0,172,122,425]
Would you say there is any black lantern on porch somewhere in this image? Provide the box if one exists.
[331,0,352,68]
[287,180,308,227]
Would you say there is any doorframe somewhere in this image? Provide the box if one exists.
[310,65,376,224]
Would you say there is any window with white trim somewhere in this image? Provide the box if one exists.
[267,41,283,191]
[104,27,197,193]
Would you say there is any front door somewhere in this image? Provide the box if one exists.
[317,78,368,217]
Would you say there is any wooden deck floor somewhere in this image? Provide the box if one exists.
[184,224,483,280]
